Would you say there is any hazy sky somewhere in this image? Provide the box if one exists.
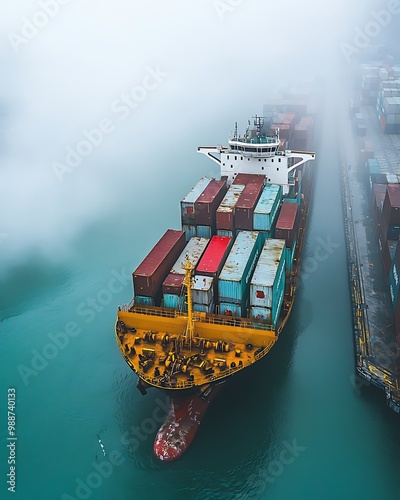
[0,0,394,269]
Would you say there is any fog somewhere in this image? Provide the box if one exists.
[0,0,396,271]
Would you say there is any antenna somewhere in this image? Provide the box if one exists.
[253,114,264,136]
[233,121,238,141]
[245,120,250,138]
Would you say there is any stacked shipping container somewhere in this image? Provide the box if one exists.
[194,178,228,238]
[250,239,286,327]
[162,237,209,309]
[235,182,264,231]
[218,231,261,317]
[253,184,282,233]
[181,177,211,240]
[133,230,186,306]
[195,235,232,313]
[275,202,299,271]
[216,184,245,236]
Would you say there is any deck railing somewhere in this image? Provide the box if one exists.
[120,305,275,331]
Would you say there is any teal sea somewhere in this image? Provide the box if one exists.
[1,87,400,499]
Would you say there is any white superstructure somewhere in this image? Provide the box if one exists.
[198,115,315,194]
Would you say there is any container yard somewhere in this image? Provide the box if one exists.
[342,57,400,412]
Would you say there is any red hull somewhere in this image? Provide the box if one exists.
[154,385,222,461]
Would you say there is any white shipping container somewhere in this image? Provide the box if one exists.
[192,275,214,305]
[170,237,209,274]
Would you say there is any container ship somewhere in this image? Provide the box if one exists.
[116,87,318,460]
[342,53,400,412]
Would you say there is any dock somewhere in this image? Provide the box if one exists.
[341,88,400,413]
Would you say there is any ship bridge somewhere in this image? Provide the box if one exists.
[197,115,315,193]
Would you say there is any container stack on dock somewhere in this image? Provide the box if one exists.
[352,60,400,282]
[354,62,400,136]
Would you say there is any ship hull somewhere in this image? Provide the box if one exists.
[154,383,224,461]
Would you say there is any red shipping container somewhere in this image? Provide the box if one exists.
[382,184,400,226]
[216,184,245,231]
[233,173,266,187]
[195,235,232,278]
[275,202,299,247]
[194,178,228,226]
[162,273,184,295]
[235,182,263,230]
[133,229,186,297]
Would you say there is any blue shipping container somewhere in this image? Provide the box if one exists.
[182,224,197,242]
[250,306,271,323]
[286,238,297,272]
[163,294,185,309]
[253,184,282,231]
[217,230,234,238]
[219,301,246,317]
[135,295,155,306]
[219,231,261,304]
[196,225,212,239]
[193,302,215,314]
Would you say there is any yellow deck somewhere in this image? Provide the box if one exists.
[116,306,277,390]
